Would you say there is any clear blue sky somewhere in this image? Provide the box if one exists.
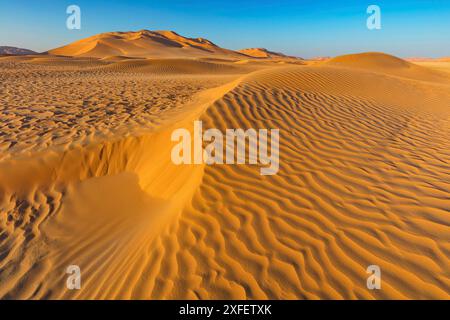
[0,0,449,58]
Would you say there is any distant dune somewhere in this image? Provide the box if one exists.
[47,30,302,62]
[1,47,450,300]
[406,57,437,62]
[309,56,331,61]
[238,48,301,60]
[407,57,450,62]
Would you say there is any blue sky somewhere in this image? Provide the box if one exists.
[0,0,449,58]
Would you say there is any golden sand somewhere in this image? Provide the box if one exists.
[1,50,450,299]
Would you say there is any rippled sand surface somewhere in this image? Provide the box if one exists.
[1,53,450,299]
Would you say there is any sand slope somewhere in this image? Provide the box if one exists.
[1,53,450,299]
[170,65,450,299]
[100,58,250,75]
[47,30,303,62]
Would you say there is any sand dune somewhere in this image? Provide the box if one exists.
[100,55,142,62]
[1,52,450,299]
[99,58,252,75]
[238,48,301,60]
[325,52,450,83]
[0,46,37,55]
[176,65,450,299]
[48,30,247,59]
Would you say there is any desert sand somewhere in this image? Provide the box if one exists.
[48,30,247,59]
[1,32,450,300]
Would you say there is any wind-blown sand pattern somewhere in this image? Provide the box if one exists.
[1,51,450,299]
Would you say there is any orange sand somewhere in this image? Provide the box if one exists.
[1,44,450,299]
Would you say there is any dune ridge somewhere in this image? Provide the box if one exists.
[0,46,37,55]
[0,77,242,299]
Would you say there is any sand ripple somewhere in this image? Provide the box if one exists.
[1,57,450,299]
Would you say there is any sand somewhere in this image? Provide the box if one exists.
[48,30,247,59]
[238,48,300,60]
[1,50,450,299]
